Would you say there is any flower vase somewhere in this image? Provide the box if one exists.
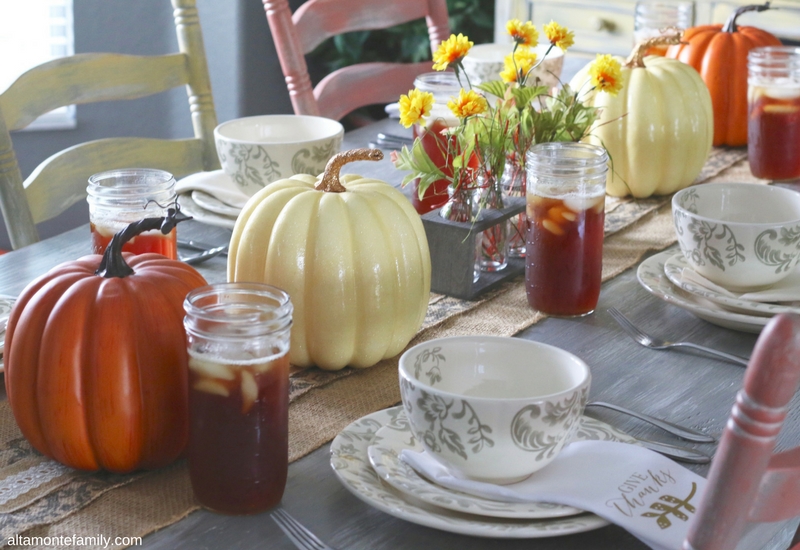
[502,153,527,258]
[474,175,508,273]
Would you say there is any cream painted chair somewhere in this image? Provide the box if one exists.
[0,0,219,250]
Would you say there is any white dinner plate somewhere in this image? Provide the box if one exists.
[191,190,242,217]
[367,410,638,520]
[637,251,768,334]
[663,253,800,317]
[178,193,237,229]
[330,406,610,538]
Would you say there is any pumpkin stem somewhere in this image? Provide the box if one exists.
[723,2,771,33]
[625,28,684,68]
[315,148,384,193]
[95,207,191,278]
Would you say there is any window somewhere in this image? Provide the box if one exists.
[0,0,75,130]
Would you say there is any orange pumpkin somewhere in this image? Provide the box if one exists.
[4,213,207,473]
[666,3,781,146]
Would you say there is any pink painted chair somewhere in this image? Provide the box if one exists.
[683,313,800,550]
[262,0,450,122]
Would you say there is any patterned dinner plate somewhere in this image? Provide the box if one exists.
[177,192,237,230]
[664,253,800,317]
[330,406,611,538]
[637,251,768,334]
[367,409,637,520]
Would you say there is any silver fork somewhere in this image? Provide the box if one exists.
[271,507,338,550]
[608,307,750,367]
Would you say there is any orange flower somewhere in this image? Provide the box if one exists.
[506,19,538,48]
[589,54,623,96]
[398,88,435,128]
[499,48,538,83]
[543,21,574,51]
[447,89,487,119]
[432,34,473,71]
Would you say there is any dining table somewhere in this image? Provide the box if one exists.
[1,115,800,550]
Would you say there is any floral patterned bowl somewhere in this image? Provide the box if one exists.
[398,336,590,484]
[214,115,344,197]
[672,183,800,291]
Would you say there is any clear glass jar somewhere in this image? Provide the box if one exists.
[747,46,800,181]
[633,1,695,55]
[501,153,527,258]
[474,172,508,273]
[184,282,293,515]
[87,168,178,258]
[411,72,462,214]
[525,143,608,316]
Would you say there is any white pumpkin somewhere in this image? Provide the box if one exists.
[227,149,431,370]
[569,36,714,198]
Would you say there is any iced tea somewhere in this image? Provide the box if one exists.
[525,194,605,316]
[90,223,177,258]
[188,351,289,514]
[748,84,800,180]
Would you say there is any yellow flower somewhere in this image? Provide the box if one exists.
[447,89,487,119]
[499,48,539,83]
[432,34,473,71]
[398,89,434,128]
[588,54,624,96]
[506,19,538,48]
[543,21,574,51]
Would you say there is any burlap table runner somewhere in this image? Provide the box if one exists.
[0,152,765,549]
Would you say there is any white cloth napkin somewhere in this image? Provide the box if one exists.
[681,266,800,304]
[401,440,707,550]
[175,170,250,210]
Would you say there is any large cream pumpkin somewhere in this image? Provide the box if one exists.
[228,149,431,371]
[569,34,713,198]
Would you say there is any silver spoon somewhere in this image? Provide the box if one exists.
[586,401,716,443]
[180,244,228,265]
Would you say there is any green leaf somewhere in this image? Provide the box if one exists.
[476,80,507,99]
[511,85,548,108]
[393,141,448,198]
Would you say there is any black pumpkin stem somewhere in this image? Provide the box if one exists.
[95,207,191,278]
[723,2,771,33]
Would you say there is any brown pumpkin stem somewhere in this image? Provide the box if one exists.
[723,2,771,33]
[315,148,384,193]
[625,28,684,68]
[95,207,191,278]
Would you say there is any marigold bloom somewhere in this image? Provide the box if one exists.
[543,21,574,51]
[432,34,473,71]
[506,19,538,48]
[398,88,434,128]
[447,89,487,119]
[500,48,539,83]
[589,54,623,96]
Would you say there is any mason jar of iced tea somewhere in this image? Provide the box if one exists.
[748,46,800,181]
[633,1,694,56]
[183,282,293,515]
[411,72,462,214]
[87,168,178,258]
[525,143,608,316]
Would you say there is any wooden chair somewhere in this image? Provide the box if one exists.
[683,313,800,550]
[262,0,450,122]
[0,0,219,250]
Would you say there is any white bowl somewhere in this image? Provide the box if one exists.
[214,115,344,197]
[398,336,590,484]
[461,43,564,88]
[673,183,800,291]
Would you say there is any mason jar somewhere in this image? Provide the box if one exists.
[86,168,178,258]
[525,142,608,316]
[633,1,695,55]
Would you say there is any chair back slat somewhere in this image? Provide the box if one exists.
[0,0,219,250]
[292,0,432,53]
[683,313,800,550]
[25,138,205,225]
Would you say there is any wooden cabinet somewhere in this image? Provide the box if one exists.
[495,0,800,57]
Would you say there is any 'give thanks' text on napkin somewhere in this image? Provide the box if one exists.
[401,440,706,550]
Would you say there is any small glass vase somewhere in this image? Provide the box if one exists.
[440,183,480,284]
[474,174,508,273]
[501,153,527,258]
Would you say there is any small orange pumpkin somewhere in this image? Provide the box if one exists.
[4,212,207,473]
[666,3,781,146]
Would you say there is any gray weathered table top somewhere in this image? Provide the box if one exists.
[0,119,797,549]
